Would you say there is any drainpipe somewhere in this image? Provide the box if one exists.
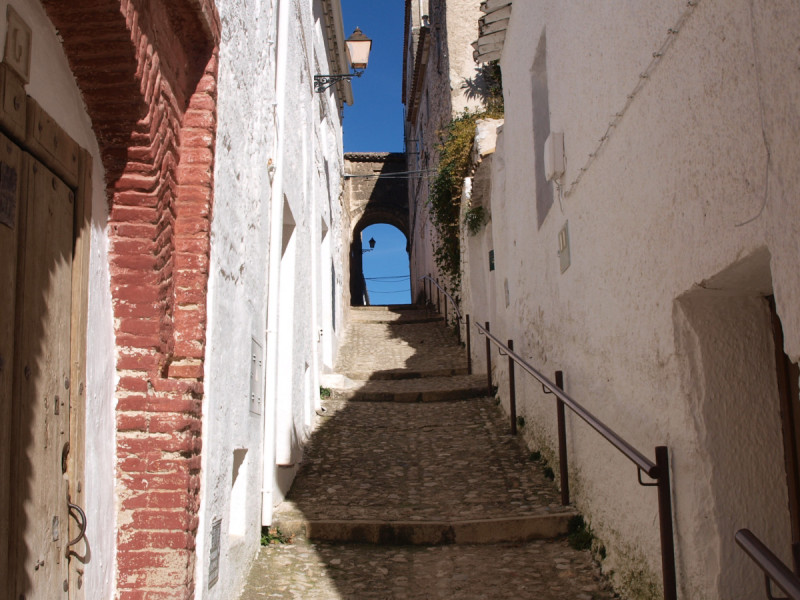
[262,0,290,527]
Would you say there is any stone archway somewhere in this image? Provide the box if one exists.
[344,153,409,304]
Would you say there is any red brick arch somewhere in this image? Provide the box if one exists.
[39,0,219,596]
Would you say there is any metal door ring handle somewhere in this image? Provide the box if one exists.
[67,502,87,548]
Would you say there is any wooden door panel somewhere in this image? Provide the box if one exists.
[0,129,23,596]
[11,155,73,598]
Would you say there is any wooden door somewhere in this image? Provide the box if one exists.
[3,149,75,598]
[0,130,24,597]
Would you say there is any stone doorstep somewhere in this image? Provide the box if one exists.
[273,512,577,545]
[342,365,469,380]
[330,376,489,403]
[350,312,445,324]
[351,305,419,312]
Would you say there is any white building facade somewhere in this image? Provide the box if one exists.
[458,1,800,599]
[0,0,352,598]
[403,0,483,299]
[198,0,352,595]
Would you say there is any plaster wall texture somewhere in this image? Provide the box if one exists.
[405,0,483,299]
[198,4,349,593]
[2,2,116,596]
[196,0,278,596]
[458,1,800,598]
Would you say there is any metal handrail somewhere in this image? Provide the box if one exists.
[473,321,658,476]
[421,276,463,322]
[736,529,800,600]
[417,275,675,600]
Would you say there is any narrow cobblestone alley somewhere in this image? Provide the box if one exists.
[239,306,615,599]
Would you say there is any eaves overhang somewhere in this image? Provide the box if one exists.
[322,0,354,107]
[405,25,430,124]
[472,0,512,63]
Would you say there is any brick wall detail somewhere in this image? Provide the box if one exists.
[39,1,220,597]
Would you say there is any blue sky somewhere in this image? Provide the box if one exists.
[341,1,411,305]
[341,0,404,152]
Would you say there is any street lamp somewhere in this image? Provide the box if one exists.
[362,237,376,254]
[314,27,373,93]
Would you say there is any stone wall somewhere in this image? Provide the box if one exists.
[403,0,483,299]
[344,152,408,305]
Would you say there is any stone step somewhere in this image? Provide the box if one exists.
[241,538,614,600]
[342,364,469,381]
[351,304,419,311]
[271,511,576,545]
[331,374,488,402]
[352,314,445,325]
[334,319,466,376]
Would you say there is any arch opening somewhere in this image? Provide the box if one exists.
[350,223,410,306]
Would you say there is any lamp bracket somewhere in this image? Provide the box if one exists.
[314,70,364,93]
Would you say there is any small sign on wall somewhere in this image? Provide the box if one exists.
[208,517,221,588]
[558,221,570,273]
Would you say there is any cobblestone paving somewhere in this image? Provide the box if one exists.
[349,306,440,324]
[239,306,615,599]
[278,398,566,521]
[335,309,467,379]
[333,374,487,402]
[241,539,615,599]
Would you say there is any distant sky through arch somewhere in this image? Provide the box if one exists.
[361,224,411,305]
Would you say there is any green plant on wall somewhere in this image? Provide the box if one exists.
[463,204,487,236]
[428,62,503,293]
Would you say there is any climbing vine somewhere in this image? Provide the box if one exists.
[428,61,504,292]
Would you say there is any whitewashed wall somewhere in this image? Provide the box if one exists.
[461,1,800,598]
[196,0,279,595]
[198,0,349,596]
[5,2,116,597]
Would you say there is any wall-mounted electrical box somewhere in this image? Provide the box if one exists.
[544,131,565,181]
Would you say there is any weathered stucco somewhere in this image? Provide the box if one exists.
[197,0,350,596]
[404,0,483,298]
[457,1,800,598]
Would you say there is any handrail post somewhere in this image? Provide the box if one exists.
[444,292,448,325]
[466,315,472,374]
[485,321,492,396]
[426,274,431,310]
[436,280,441,314]
[656,446,677,600]
[427,278,431,311]
[508,340,517,435]
[555,370,570,506]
